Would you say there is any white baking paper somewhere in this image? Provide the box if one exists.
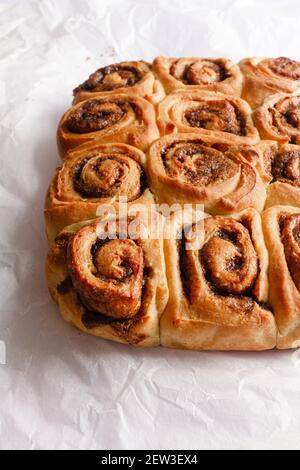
[1,0,300,450]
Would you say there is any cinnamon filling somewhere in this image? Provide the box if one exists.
[270,96,300,144]
[184,101,246,136]
[179,218,259,312]
[90,238,142,284]
[65,99,129,134]
[74,64,143,93]
[272,150,300,186]
[171,59,229,85]
[293,224,300,244]
[81,265,153,336]
[281,213,300,291]
[81,307,120,327]
[57,276,73,295]
[67,224,145,320]
[178,235,192,302]
[72,154,143,199]
[200,223,258,297]
[261,57,300,80]
[215,229,238,244]
[161,141,238,185]
[54,233,71,251]
[52,233,72,265]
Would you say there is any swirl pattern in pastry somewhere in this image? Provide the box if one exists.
[157,91,259,145]
[153,57,243,95]
[262,206,300,349]
[45,210,169,346]
[147,134,266,213]
[73,60,165,104]
[45,142,153,242]
[161,209,276,350]
[253,93,300,144]
[240,57,300,108]
[57,94,160,158]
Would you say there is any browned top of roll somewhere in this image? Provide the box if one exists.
[170,58,230,85]
[272,148,300,186]
[68,223,144,319]
[188,217,258,301]
[65,99,130,134]
[183,99,246,135]
[281,212,300,291]
[257,57,300,81]
[74,62,148,94]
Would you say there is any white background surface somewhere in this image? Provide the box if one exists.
[1,0,300,450]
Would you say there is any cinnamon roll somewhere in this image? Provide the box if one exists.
[147,134,267,213]
[157,91,259,145]
[240,57,300,109]
[45,209,169,346]
[73,61,165,105]
[261,142,300,208]
[161,209,277,351]
[57,94,160,159]
[153,57,243,96]
[45,142,154,243]
[253,92,300,144]
[262,206,300,349]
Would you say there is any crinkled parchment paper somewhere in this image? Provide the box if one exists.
[0,0,300,450]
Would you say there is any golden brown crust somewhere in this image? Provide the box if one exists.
[262,206,300,349]
[153,57,243,95]
[240,57,300,109]
[263,142,300,208]
[161,209,277,351]
[44,142,154,243]
[46,55,300,351]
[57,94,160,159]
[73,60,165,105]
[157,91,259,145]
[45,209,169,347]
[253,92,300,144]
[147,133,267,213]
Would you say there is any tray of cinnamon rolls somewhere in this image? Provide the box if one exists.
[45,56,300,351]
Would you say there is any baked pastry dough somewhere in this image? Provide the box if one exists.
[147,133,267,213]
[240,57,300,109]
[261,142,300,208]
[45,142,154,243]
[161,209,277,351]
[253,92,300,144]
[57,94,160,158]
[153,57,243,96]
[46,55,300,351]
[262,206,300,349]
[45,209,169,346]
[73,60,165,105]
[157,91,259,145]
